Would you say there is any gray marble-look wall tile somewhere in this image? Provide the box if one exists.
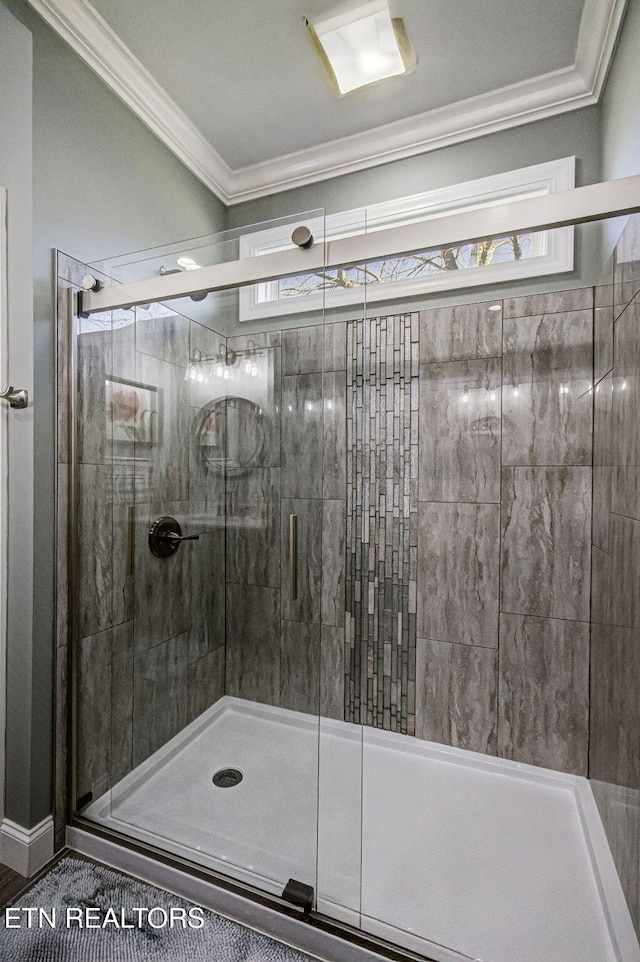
[77,627,112,801]
[133,501,190,653]
[615,283,640,323]
[55,644,68,839]
[133,633,188,767]
[78,463,113,639]
[112,483,135,629]
[225,583,280,705]
[589,660,623,788]
[57,251,111,289]
[77,317,137,467]
[56,463,69,649]
[258,342,282,470]
[608,514,640,629]
[614,214,640,320]
[325,321,347,371]
[186,518,225,664]
[281,499,322,624]
[417,502,500,648]
[592,466,613,556]
[110,317,137,385]
[594,286,614,383]
[282,325,323,374]
[591,544,613,628]
[418,357,501,503]
[136,312,190,368]
[78,329,111,465]
[611,299,640,520]
[280,621,320,714]
[502,311,593,466]
[591,780,640,936]
[322,500,346,627]
[590,623,640,788]
[611,467,640,526]
[227,330,281,353]
[110,621,134,784]
[321,626,345,721]
[419,301,502,362]
[188,402,228,511]
[323,371,347,500]
[415,638,497,754]
[134,351,190,503]
[281,373,323,499]
[187,646,225,724]
[500,466,591,622]
[595,282,614,308]
[498,613,589,775]
[226,468,280,588]
[594,371,614,468]
[502,287,593,318]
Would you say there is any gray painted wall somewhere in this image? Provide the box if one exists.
[601,0,640,184]
[1,0,226,830]
[0,3,36,828]
[228,109,601,228]
[600,0,640,254]
[226,108,603,309]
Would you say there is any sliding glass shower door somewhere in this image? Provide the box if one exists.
[71,213,349,907]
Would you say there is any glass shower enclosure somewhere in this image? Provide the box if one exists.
[64,197,640,962]
[70,209,369,925]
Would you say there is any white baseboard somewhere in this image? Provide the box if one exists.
[0,816,54,877]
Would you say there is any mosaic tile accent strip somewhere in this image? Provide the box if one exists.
[345,313,419,734]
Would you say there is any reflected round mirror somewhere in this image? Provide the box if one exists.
[193,396,266,476]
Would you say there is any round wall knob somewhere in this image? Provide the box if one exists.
[81,274,103,292]
[291,226,314,249]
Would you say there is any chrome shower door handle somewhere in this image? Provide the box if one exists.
[0,385,28,409]
[289,514,298,602]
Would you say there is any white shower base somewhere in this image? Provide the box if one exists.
[85,697,640,962]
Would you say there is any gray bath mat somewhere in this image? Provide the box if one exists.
[0,857,317,961]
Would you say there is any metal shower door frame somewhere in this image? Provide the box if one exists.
[77,173,640,316]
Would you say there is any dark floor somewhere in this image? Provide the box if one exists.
[0,849,155,909]
[0,862,29,907]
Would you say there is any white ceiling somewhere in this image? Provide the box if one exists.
[27,0,627,203]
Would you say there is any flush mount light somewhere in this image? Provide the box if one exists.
[307,0,415,95]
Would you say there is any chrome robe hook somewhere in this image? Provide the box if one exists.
[0,386,28,409]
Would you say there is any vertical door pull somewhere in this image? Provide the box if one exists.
[289,514,298,602]
[126,505,135,577]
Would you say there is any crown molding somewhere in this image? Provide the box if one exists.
[576,0,627,99]
[25,0,627,205]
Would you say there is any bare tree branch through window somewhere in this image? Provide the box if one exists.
[278,233,533,299]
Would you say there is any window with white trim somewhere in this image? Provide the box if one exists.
[239,157,574,321]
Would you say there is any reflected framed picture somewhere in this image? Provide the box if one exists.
[106,377,160,449]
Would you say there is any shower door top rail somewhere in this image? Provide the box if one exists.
[79,173,640,316]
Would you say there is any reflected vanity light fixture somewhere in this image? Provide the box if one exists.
[184,341,263,384]
[307,0,415,95]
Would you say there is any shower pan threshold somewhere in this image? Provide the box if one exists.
[83,696,639,962]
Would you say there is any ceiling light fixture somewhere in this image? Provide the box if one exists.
[307,0,415,96]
